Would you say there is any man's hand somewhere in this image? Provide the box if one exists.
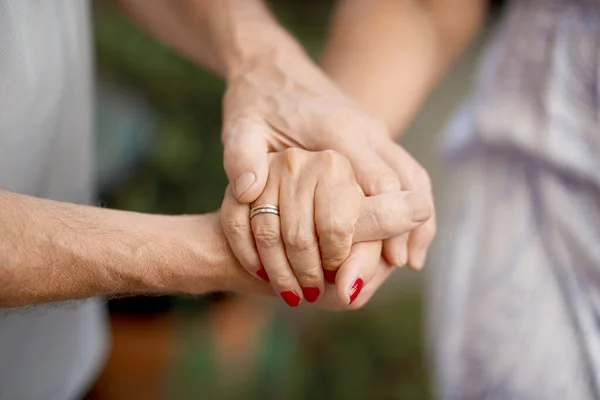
[112,0,437,269]
[222,55,435,269]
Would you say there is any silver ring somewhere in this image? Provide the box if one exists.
[250,204,278,213]
[250,204,280,220]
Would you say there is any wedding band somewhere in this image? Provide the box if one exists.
[250,204,279,213]
[250,204,280,220]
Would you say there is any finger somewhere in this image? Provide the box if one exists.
[334,241,382,306]
[407,210,437,270]
[342,144,407,266]
[279,170,324,303]
[222,118,270,204]
[277,149,329,302]
[379,144,436,270]
[353,191,432,243]
[341,257,395,310]
[343,145,401,196]
[220,185,266,281]
[406,180,436,270]
[382,235,409,267]
[314,182,362,285]
[251,178,303,307]
[311,247,396,312]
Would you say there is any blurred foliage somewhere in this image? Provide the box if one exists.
[169,297,430,400]
[93,1,429,398]
[93,0,332,215]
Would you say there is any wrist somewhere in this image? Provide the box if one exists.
[222,25,311,82]
[238,37,307,78]
[125,213,224,295]
[190,213,273,296]
[195,0,309,81]
[129,212,268,297]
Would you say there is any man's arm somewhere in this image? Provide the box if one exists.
[0,187,430,310]
[0,190,266,308]
[112,0,305,80]
[321,0,487,137]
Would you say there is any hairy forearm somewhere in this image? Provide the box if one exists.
[321,0,487,137]
[113,0,309,79]
[0,191,224,308]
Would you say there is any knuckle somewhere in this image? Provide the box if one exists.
[253,225,281,248]
[322,250,351,269]
[294,269,322,285]
[324,218,355,240]
[367,173,400,195]
[284,229,316,252]
[271,274,298,289]
[221,217,249,237]
[318,149,342,163]
[283,148,306,173]
[373,203,397,236]
[317,150,356,183]
[318,150,351,172]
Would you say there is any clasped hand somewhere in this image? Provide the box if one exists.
[221,148,432,309]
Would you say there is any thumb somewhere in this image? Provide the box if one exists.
[354,191,432,243]
[222,119,270,204]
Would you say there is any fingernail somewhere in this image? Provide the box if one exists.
[301,287,320,303]
[406,193,432,223]
[280,291,301,307]
[324,269,337,284]
[256,268,269,282]
[348,279,364,305]
[234,172,256,198]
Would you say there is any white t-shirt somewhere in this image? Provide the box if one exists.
[0,2,107,399]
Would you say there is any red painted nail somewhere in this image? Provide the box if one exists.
[301,287,320,303]
[348,279,364,305]
[324,269,337,284]
[256,268,269,282]
[280,291,301,307]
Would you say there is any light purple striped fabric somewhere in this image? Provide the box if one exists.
[430,1,600,398]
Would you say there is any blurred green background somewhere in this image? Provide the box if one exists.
[93,1,430,398]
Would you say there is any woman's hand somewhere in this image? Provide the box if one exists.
[222,148,362,306]
[221,148,432,307]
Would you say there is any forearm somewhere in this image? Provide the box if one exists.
[321,0,487,137]
[0,191,224,308]
[113,0,310,79]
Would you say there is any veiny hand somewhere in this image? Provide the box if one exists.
[221,56,436,270]
[221,148,432,307]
